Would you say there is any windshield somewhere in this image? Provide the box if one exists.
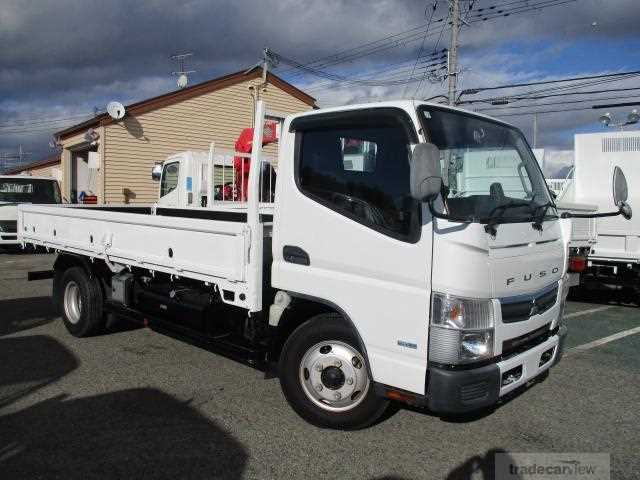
[0,178,62,204]
[418,106,553,222]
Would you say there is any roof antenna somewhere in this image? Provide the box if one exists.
[170,52,196,89]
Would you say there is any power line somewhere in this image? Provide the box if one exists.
[306,52,448,93]
[0,113,93,129]
[468,0,580,22]
[467,86,640,107]
[280,0,579,94]
[459,69,640,99]
[484,105,600,117]
[403,1,439,98]
[281,20,451,80]
[500,73,640,101]
[475,94,640,113]
[272,51,447,87]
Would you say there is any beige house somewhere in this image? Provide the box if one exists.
[55,68,315,204]
[6,155,62,181]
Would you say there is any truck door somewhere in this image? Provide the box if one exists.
[272,108,433,394]
[158,161,181,207]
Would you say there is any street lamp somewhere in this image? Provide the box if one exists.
[598,112,612,126]
[598,110,639,130]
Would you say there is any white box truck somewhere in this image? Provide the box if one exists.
[18,101,631,429]
[556,131,638,291]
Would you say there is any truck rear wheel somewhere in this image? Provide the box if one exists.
[279,314,388,429]
[57,267,105,337]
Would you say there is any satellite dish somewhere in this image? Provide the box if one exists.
[107,101,126,120]
[177,74,189,89]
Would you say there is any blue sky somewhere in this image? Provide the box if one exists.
[1,0,638,176]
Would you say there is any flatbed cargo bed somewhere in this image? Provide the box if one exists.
[18,203,272,310]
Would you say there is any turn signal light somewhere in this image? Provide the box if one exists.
[568,256,587,273]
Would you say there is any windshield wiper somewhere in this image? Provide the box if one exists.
[484,200,534,236]
[531,201,556,231]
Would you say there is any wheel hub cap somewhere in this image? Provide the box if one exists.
[299,340,370,412]
[321,366,345,390]
[63,281,82,325]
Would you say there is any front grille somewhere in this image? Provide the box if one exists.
[0,220,17,233]
[502,324,556,359]
[500,283,559,323]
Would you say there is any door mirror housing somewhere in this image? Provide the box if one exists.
[151,163,163,181]
[410,143,443,202]
[613,166,628,205]
[613,166,632,220]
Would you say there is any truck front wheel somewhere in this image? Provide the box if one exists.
[56,267,105,337]
[279,314,388,429]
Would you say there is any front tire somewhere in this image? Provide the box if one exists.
[56,267,105,337]
[279,314,388,429]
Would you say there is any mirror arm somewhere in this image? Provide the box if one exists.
[561,203,631,220]
[427,199,474,223]
[561,211,619,219]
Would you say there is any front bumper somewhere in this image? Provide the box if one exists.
[0,233,18,245]
[426,325,567,414]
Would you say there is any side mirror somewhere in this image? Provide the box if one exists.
[562,165,632,220]
[613,166,632,220]
[410,143,442,202]
[613,166,628,204]
[151,163,163,181]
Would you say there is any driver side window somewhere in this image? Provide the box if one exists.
[160,162,179,197]
[296,117,420,241]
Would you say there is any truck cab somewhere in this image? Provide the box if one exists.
[271,101,569,413]
[0,175,61,246]
[154,151,210,208]
[154,148,276,209]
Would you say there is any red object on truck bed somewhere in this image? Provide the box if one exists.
[233,122,278,201]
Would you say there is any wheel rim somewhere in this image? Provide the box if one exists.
[299,340,370,412]
[63,281,82,324]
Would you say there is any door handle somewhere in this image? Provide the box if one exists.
[283,245,310,266]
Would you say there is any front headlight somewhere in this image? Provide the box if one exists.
[429,293,495,364]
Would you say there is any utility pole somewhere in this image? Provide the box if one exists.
[447,0,460,105]
[533,113,538,148]
[249,48,275,126]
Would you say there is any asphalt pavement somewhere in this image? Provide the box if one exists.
[1,250,639,479]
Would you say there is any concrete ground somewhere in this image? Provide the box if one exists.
[1,251,638,480]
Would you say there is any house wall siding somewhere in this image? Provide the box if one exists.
[102,78,311,204]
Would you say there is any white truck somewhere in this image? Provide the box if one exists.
[18,100,632,429]
[0,175,62,247]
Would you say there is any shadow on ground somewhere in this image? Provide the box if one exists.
[0,296,57,336]
[445,449,520,480]
[0,388,248,479]
[569,285,638,307]
[0,335,79,408]
[0,334,248,479]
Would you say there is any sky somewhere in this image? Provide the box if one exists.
[1,0,639,176]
